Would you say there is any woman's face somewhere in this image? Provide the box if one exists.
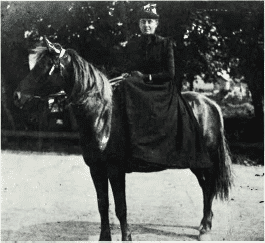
[139,19,158,35]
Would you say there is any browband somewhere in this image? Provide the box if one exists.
[59,48,66,58]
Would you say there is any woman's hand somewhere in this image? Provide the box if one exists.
[121,73,130,78]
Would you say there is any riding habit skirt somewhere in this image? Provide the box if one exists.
[121,77,211,169]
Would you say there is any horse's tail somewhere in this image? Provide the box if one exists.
[214,103,233,200]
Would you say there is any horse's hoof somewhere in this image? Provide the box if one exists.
[127,234,132,241]
[198,232,212,241]
[122,233,132,241]
[99,232,111,241]
[99,237,111,241]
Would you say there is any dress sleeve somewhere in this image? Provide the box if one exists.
[123,40,139,72]
[147,39,175,83]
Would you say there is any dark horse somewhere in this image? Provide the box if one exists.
[14,37,232,241]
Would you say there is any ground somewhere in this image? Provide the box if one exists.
[1,151,264,241]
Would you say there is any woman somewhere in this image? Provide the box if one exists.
[127,4,175,85]
[122,4,210,170]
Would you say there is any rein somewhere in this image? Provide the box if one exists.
[48,47,129,86]
[33,72,129,100]
[109,73,129,86]
[34,46,130,103]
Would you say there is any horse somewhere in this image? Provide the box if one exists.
[14,37,232,241]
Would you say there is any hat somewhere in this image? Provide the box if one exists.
[138,4,159,19]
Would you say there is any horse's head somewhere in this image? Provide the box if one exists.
[14,37,73,109]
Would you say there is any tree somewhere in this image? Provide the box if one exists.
[1,1,263,136]
[159,2,263,138]
[214,6,264,135]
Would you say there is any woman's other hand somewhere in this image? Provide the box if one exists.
[131,71,144,78]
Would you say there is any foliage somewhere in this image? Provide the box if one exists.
[1,1,264,132]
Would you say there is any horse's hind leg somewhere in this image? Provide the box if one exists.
[89,164,111,241]
[108,164,132,241]
[191,167,215,240]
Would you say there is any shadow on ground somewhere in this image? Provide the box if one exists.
[2,221,199,241]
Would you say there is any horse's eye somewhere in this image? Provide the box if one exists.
[63,54,68,59]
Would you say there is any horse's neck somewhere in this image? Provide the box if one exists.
[73,87,128,153]
[73,95,113,152]
[67,55,114,151]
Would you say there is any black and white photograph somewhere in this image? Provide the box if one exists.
[2,1,264,241]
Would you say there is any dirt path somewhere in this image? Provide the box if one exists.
[1,151,264,241]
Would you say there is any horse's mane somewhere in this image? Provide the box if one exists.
[66,49,112,107]
[66,49,113,150]
[29,45,113,113]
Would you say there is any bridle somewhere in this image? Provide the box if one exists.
[31,44,67,100]
[49,47,66,76]
[48,46,129,87]
[45,35,129,86]
[32,36,129,103]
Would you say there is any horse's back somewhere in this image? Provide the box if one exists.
[182,91,223,150]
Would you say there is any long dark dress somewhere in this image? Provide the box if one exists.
[122,34,211,169]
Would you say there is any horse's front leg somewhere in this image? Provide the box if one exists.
[89,163,111,241]
[108,164,132,241]
[192,168,215,241]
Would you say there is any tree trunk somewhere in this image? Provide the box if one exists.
[187,76,194,91]
[1,76,16,130]
[247,69,264,141]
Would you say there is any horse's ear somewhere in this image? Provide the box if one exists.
[44,36,61,54]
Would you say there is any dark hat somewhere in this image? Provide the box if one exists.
[138,4,159,19]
